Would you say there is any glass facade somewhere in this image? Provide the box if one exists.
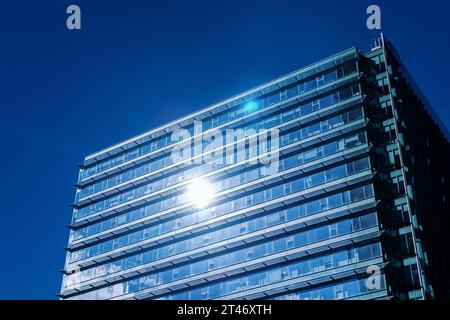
[61,36,450,300]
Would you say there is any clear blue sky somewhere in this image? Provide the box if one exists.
[1,0,449,299]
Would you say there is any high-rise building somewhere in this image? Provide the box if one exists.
[60,34,450,300]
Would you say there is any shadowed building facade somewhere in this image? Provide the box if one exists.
[60,34,450,300]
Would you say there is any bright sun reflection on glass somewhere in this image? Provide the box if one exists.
[186,179,215,208]
[244,101,258,113]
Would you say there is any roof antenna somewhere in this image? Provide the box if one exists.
[371,33,384,51]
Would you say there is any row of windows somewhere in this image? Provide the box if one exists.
[69,157,371,262]
[153,245,381,301]
[78,82,360,199]
[72,132,367,241]
[80,62,358,180]
[65,184,375,286]
[74,106,364,220]
[65,213,378,299]
[272,276,386,300]
[68,243,380,300]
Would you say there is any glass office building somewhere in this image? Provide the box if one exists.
[60,35,450,300]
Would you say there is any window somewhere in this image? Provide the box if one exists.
[354,158,369,172]
[296,153,304,165]
[305,176,313,188]
[112,239,120,249]
[328,193,341,208]
[343,62,357,76]
[281,134,290,146]
[307,122,320,137]
[246,195,253,206]
[325,169,333,181]
[304,79,316,91]
[267,213,279,226]
[283,109,294,122]
[320,198,329,211]
[335,285,344,299]
[246,251,253,260]
[316,75,325,87]
[306,200,319,215]
[312,99,320,111]
[350,187,365,201]
[348,108,362,121]
[324,141,338,155]
[329,223,338,237]
[344,135,359,148]
[143,228,151,238]
[324,255,333,269]
[284,183,292,194]
[298,83,305,93]
[286,236,294,248]
[311,172,324,185]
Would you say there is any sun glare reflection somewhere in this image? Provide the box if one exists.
[186,179,215,208]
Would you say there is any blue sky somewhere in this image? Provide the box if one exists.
[0,0,449,299]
